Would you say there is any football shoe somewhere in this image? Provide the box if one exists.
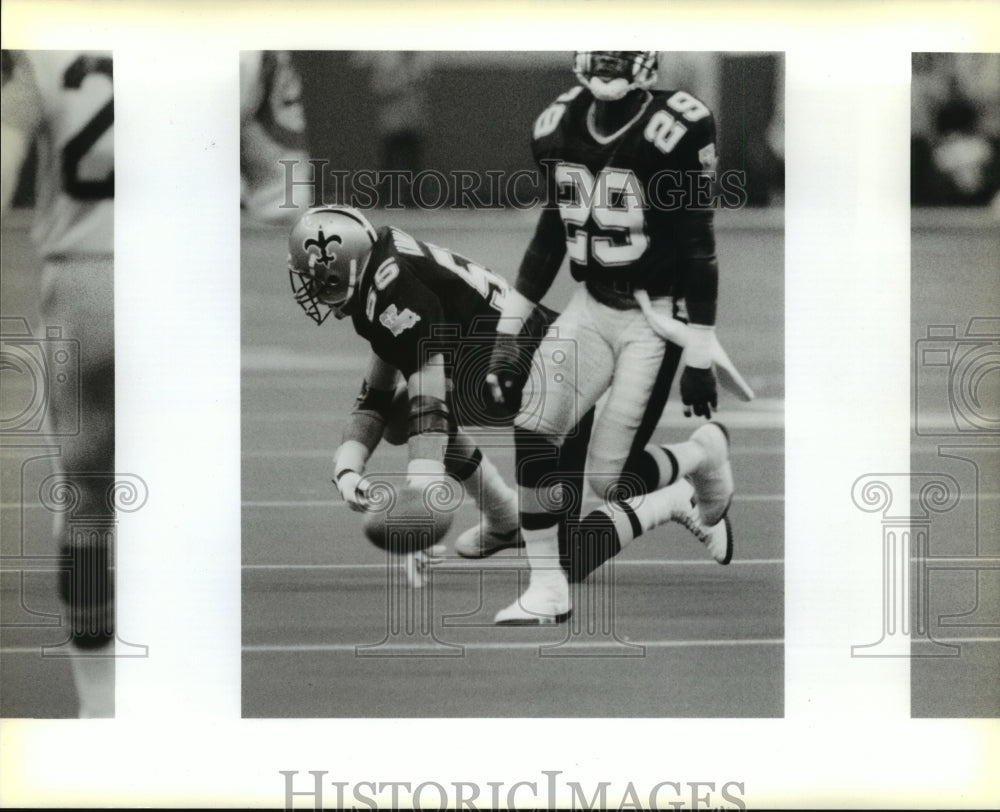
[454,522,524,559]
[494,573,571,625]
[687,421,734,527]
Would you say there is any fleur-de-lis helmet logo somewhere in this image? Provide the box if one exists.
[304,228,343,269]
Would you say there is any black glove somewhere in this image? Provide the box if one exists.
[486,332,527,416]
[680,365,718,418]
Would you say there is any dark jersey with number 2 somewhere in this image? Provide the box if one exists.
[532,85,719,309]
[351,226,509,379]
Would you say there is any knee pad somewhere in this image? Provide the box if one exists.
[58,539,114,649]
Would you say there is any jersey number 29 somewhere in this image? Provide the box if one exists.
[555,163,648,267]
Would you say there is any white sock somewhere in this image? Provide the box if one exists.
[69,644,115,718]
[465,454,518,531]
[597,479,697,549]
[665,440,707,483]
[522,526,566,586]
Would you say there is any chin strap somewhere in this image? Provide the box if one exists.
[633,289,755,402]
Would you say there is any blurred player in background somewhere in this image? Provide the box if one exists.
[240,50,312,224]
[488,51,742,623]
[351,51,432,208]
[911,53,1000,211]
[1,50,115,716]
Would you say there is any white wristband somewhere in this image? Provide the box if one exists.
[334,440,369,479]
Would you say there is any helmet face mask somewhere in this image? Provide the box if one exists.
[574,51,658,101]
[287,207,377,324]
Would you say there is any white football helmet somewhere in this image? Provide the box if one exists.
[288,206,378,323]
[573,51,658,101]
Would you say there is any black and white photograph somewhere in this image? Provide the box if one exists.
[240,50,785,718]
[1,0,998,808]
[908,52,999,717]
[1,49,126,719]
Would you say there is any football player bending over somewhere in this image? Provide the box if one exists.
[487,51,744,624]
[287,207,523,581]
[286,207,729,593]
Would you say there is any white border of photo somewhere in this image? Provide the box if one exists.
[1,0,997,807]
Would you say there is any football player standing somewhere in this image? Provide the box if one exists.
[240,50,312,225]
[2,51,116,715]
[487,51,738,624]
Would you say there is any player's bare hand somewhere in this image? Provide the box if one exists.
[334,470,370,511]
[680,366,718,418]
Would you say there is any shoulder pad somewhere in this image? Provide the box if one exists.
[532,85,584,142]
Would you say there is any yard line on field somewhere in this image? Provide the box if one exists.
[242,402,786,430]
[242,444,787,459]
[242,637,786,654]
[242,558,784,571]
[240,492,1000,508]
[7,638,996,657]
[241,493,785,508]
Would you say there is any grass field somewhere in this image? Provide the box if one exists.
[240,208,786,717]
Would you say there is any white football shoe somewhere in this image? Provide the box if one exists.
[671,505,734,565]
[687,422,734,527]
[494,575,571,625]
[454,521,524,559]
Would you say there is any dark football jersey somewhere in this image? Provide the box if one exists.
[532,85,718,307]
[350,226,509,378]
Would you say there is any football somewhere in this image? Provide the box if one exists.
[362,484,457,554]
